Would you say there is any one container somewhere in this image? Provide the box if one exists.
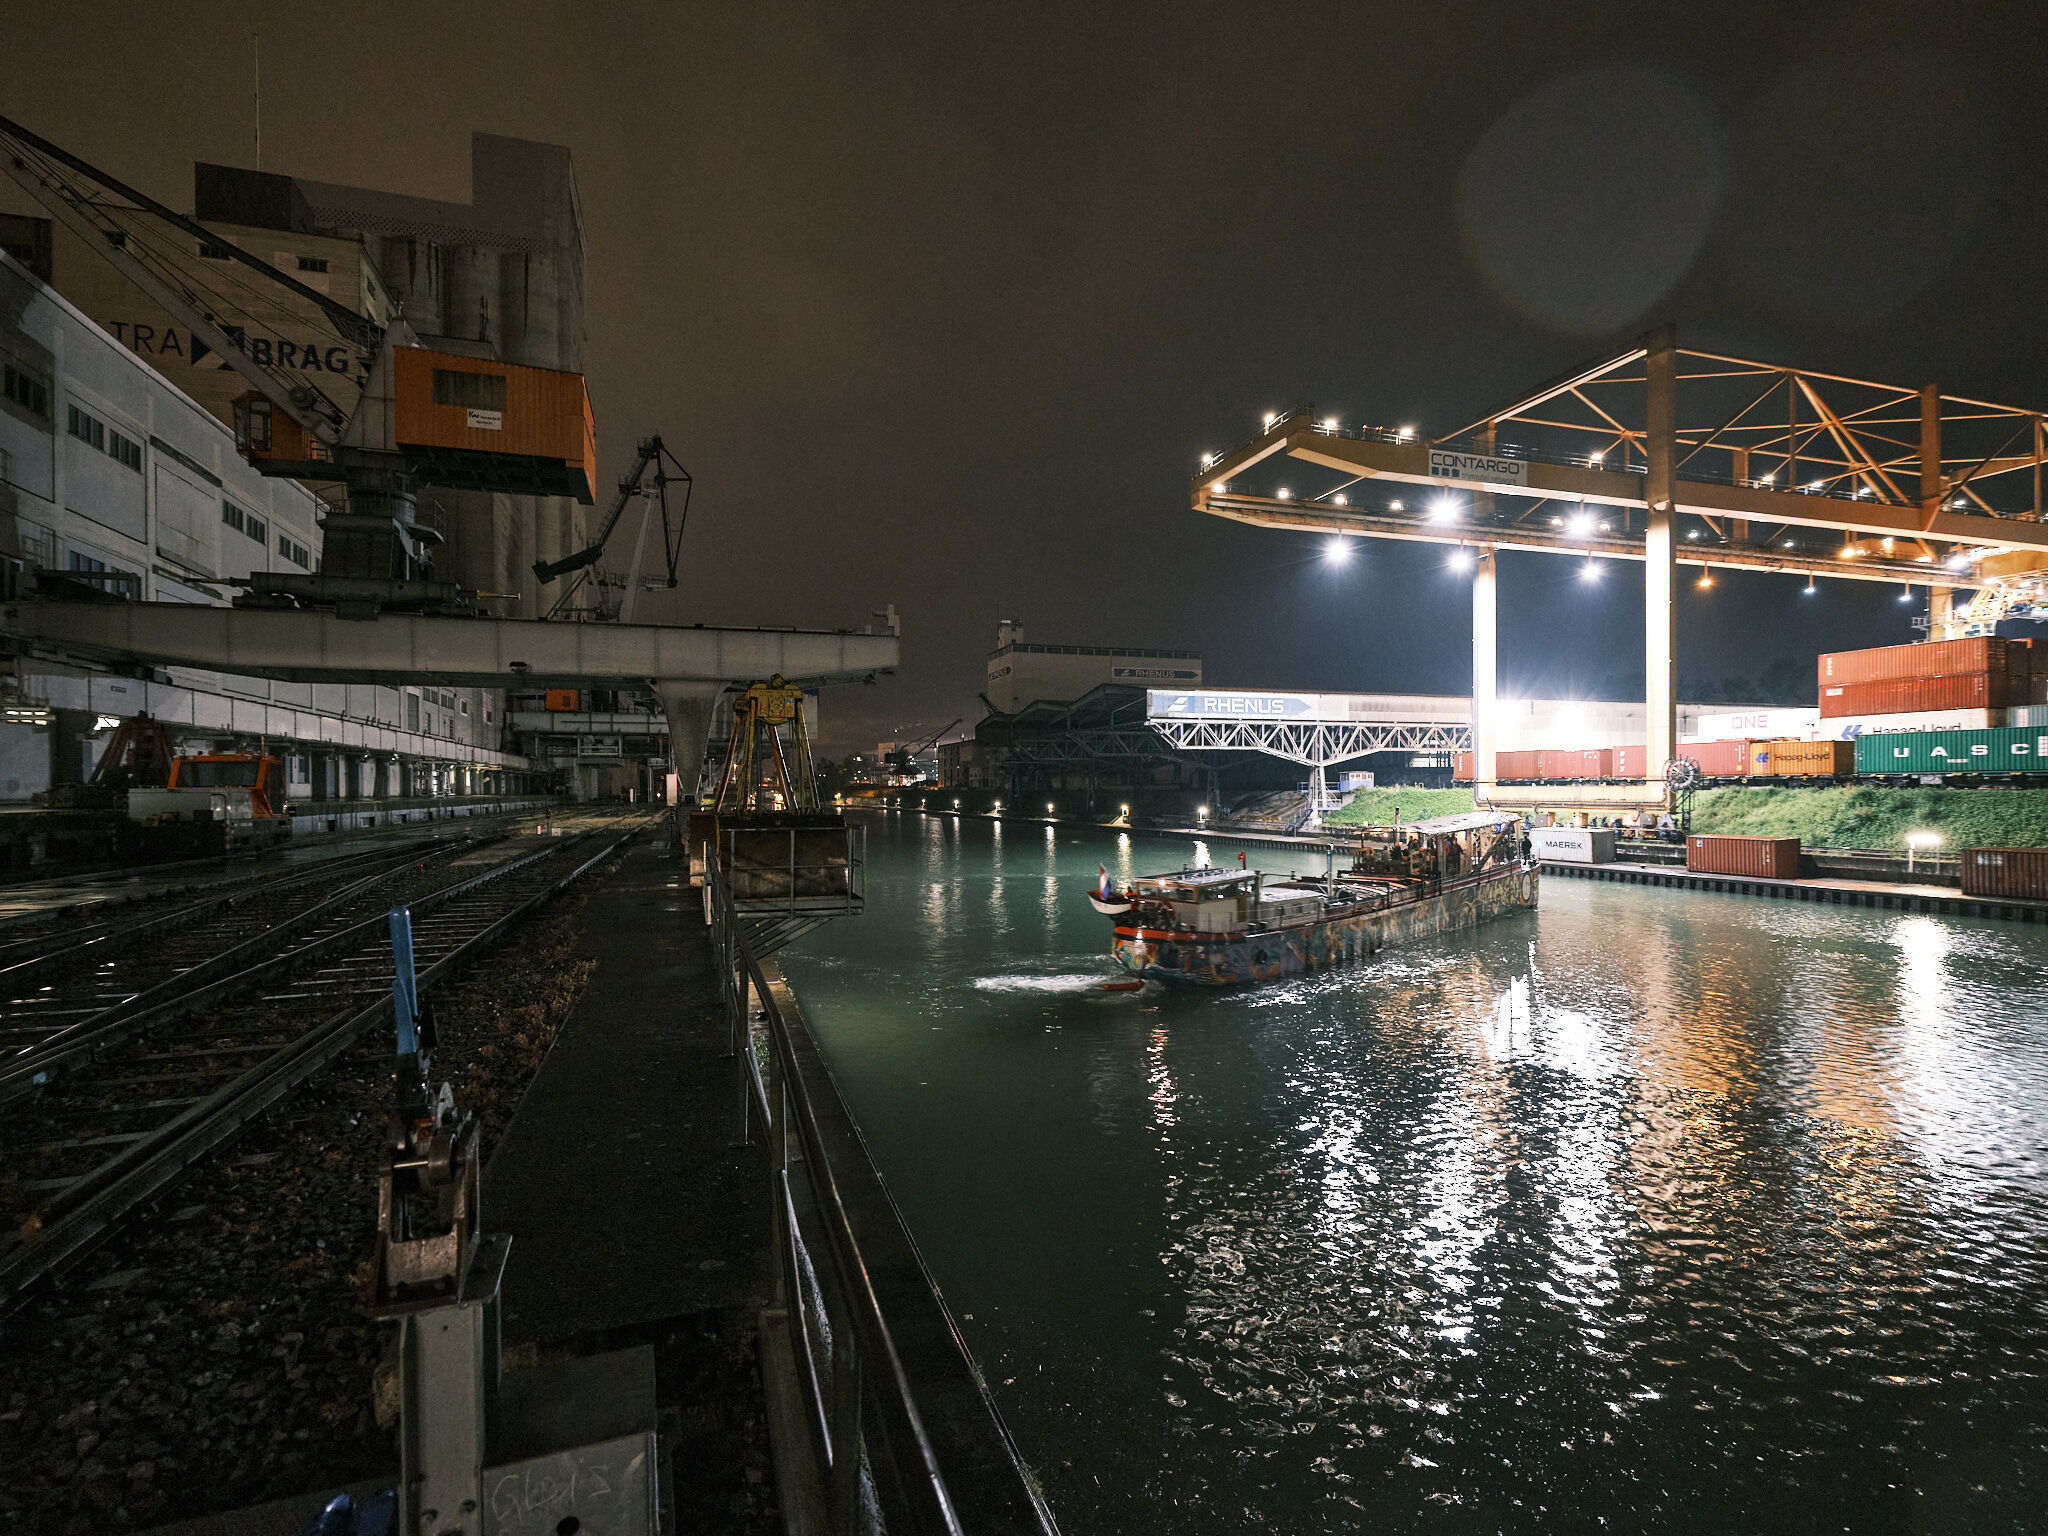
[1532,827,1616,864]
[1852,725,2048,777]
[1762,739,1854,777]
[1959,847,2048,900]
[1612,743,1648,778]
[1819,637,2007,686]
[1676,738,1750,779]
[1819,673,2005,717]
[1687,835,1800,878]
[1536,747,1613,780]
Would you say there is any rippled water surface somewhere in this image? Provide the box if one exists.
[778,813,2048,1533]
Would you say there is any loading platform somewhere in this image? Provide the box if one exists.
[1542,858,2048,922]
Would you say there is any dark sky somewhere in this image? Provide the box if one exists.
[8,1,2047,749]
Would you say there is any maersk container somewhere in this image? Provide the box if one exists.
[1819,638,2009,685]
[1820,673,2003,717]
[1687,835,1800,878]
[1532,827,1615,864]
[1676,739,1749,779]
[1960,847,2048,900]
[1852,726,2048,777]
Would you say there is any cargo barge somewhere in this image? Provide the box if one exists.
[1096,811,1537,986]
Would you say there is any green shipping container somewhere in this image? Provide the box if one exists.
[1853,726,2048,776]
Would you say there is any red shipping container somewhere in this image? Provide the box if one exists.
[1452,751,1472,781]
[1612,743,1647,778]
[1687,834,1800,878]
[1960,847,2048,900]
[1536,748,1612,780]
[1494,750,1540,780]
[1677,739,1750,779]
[1819,673,2002,718]
[1819,638,2006,686]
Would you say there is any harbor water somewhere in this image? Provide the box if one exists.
[778,811,2048,1533]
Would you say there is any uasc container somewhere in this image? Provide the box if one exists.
[1687,834,1800,878]
[1820,673,2004,717]
[1819,638,2007,686]
[1852,726,2048,777]
[1960,847,2048,900]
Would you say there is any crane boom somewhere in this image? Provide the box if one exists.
[532,433,692,584]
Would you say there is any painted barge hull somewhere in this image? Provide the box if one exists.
[1111,865,1540,987]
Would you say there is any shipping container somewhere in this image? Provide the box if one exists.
[2011,705,2048,728]
[1823,709,2005,737]
[1819,672,2006,717]
[391,347,597,503]
[1494,749,1540,781]
[544,689,581,712]
[1676,738,1750,778]
[1535,747,1613,780]
[1532,827,1615,864]
[1687,834,1800,879]
[1819,637,2008,686]
[1612,743,1647,778]
[1852,726,2048,777]
[1761,739,1854,777]
[1959,847,2048,901]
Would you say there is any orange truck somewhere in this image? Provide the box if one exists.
[127,752,291,850]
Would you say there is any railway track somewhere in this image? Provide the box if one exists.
[0,810,652,1308]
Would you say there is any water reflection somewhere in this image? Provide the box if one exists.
[783,817,2048,1534]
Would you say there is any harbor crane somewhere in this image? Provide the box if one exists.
[0,113,596,617]
[535,433,693,622]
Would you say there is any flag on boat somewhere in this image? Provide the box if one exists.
[1096,864,1113,899]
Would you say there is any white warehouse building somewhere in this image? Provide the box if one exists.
[0,247,530,808]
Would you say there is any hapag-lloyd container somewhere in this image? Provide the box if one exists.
[1819,638,2011,685]
[1853,726,2048,776]
[1687,834,1800,878]
[1960,847,2048,900]
[1760,739,1854,777]
[1820,673,2005,717]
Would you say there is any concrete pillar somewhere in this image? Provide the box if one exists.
[1644,325,1679,783]
[50,708,94,786]
[657,682,724,809]
[1472,547,1497,797]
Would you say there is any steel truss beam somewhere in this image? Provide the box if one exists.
[1150,718,1469,762]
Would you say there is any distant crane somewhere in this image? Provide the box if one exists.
[0,113,597,615]
[534,434,692,621]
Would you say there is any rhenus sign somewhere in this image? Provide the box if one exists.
[1149,690,1316,719]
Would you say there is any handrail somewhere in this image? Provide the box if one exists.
[707,853,1055,1535]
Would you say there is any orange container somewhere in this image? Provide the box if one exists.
[1819,638,2008,687]
[1762,739,1853,777]
[1536,748,1612,780]
[1612,743,1647,778]
[1960,847,2048,900]
[391,347,596,502]
[1819,673,2003,717]
[1678,739,1750,779]
[544,689,581,712]
[1452,751,1472,781]
[1494,750,1540,780]
[1687,835,1800,878]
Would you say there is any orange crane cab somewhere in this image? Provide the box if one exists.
[128,752,292,851]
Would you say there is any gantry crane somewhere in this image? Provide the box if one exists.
[534,433,692,621]
[0,113,596,616]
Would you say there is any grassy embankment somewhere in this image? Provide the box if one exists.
[1321,783,2048,851]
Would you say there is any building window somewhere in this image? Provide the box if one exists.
[106,428,142,472]
[66,403,106,451]
[297,256,329,274]
[69,551,107,574]
[407,693,420,731]
[430,369,506,411]
[246,514,267,545]
[3,361,49,418]
[278,534,311,568]
[222,500,245,533]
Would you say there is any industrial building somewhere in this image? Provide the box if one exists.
[984,619,1201,713]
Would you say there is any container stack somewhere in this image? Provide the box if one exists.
[1818,638,2042,735]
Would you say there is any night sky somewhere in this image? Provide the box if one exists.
[8,2,2047,750]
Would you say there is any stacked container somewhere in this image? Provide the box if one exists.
[1818,638,2025,725]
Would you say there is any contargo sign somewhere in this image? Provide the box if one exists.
[1428,448,1527,489]
[1149,690,1317,719]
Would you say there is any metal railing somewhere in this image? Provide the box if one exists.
[707,857,1056,1536]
